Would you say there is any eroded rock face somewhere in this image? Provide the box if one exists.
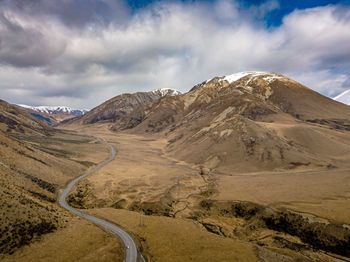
[263,210,350,256]
[82,92,162,124]
[198,200,350,257]
[65,88,181,126]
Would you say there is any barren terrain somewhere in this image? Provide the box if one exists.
[65,124,350,261]
[3,72,350,261]
[0,100,123,260]
[2,218,123,262]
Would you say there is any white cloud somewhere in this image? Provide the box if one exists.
[0,1,349,108]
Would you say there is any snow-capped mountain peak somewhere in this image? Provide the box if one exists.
[206,71,283,85]
[153,88,182,97]
[333,90,350,105]
[223,71,263,83]
[17,104,88,116]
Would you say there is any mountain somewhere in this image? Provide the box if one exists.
[62,72,350,171]
[65,88,181,125]
[0,100,49,135]
[152,88,182,97]
[0,98,98,255]
[17,105,88,125]
[0,99,65,253]
[17,105,88,116]
[333,89,350,105]
[120,71,350,172]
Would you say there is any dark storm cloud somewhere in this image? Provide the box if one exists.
[0,0,130,27]
[0,12,66,67]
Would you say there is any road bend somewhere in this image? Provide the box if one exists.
[58,140,140,262]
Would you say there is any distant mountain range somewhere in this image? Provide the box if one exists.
[17,105,88,116]
[2,74,350,260]
[15,105,88,125]
[333,89,350,105]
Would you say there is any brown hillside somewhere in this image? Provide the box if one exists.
[125,72,350,172]
[0,100,108,256]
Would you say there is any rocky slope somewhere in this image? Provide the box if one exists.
[125,72,350,172]
[0,100,49,135]
[0,99,97,256]
[65,88,181,125]
[61,72,350,171]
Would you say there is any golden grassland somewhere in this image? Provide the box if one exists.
[0,127,123,260]
[2,217,123,262]
[2,121,349,261]
[89,208,259,262]
[62,124,350,261]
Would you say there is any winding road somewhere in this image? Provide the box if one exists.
[58,140,139,262]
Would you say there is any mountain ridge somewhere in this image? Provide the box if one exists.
[17,105,88,116]
[116,71,350,171]
[64,88,181,125]
[61,71,350,172]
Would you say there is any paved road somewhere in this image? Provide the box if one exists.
[58,141,139,262]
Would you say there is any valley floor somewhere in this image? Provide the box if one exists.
[59,124,350,261]
[3,124,350,261]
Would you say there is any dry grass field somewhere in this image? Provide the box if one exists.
[89,208,258,262]
[62,124,350,261]
[66,125,206,217]
[1,217,123,262]
[215,169,350,223]
[0,112,123,261]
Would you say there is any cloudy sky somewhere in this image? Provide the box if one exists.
[0,0,349,109]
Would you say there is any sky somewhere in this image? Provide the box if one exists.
[0,0,349,109]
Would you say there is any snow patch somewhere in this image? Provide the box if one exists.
[153,88,181,97]
[203,71,283,86]
[206,78,213,84]
[333,89,350,105]
[215,71,282,85]
[17,104,88,116]
[222,71,267,84]
[223,72,253,83]
[262,75,283,83]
